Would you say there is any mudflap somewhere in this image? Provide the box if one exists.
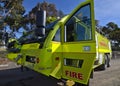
[62,53,95,85]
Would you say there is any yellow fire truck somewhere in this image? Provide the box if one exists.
[7,0,112,85]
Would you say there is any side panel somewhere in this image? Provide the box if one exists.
[95,32,112,67]
[20,43,53,76]
[96,32,112,53]
[62,42,96,84]
[50,42,62,79]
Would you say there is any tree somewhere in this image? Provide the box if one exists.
[107,22,119,30]
[0,1,5,30]
[109,29,120,42]
[0,0,25,45]
[101,26,111,36]
[3,0,25,32]
[23,1,64,31]
[101,22,119,37]
[0,0,64,39]
[101,22,120,50]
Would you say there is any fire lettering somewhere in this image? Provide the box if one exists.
[65,70,83,80]
[99,41,108,47]
[78,72,83,80]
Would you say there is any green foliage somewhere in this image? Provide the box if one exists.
[107,22,119,30]
[1,0,65,32]
[0,0,25,45]
[102,26,111,35]
[109,29,120,43]
[22,1,64,31]
[0,0,25,32]
[100,22,120,50]
[101,22,120,38]
[4,14,24,31]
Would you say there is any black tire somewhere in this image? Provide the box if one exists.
[98,54,108,70]
[106,54,110,67]
[99,64,106,70]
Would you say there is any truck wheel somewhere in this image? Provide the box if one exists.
[106,54,110,67]
[99,54,108,70]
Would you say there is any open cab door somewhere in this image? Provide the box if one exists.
[62,0,96,85]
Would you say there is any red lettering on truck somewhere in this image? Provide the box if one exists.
[99,41,108,47]
[65,70,83,80]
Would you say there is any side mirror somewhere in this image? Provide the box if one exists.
[35,28,45,37]
[36,9,46,37]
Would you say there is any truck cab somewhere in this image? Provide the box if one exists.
[7,0,111,85]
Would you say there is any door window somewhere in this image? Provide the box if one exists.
[53,29,60,42]
[65,4,92,42]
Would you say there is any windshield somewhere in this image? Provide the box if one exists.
[18,20,59,44]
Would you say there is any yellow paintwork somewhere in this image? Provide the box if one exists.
[7,53,22,64]
[96,32,112,53]
[21,43,40,49]
[7,0,111,85]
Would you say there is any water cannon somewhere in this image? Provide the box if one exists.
[35,3,46,37]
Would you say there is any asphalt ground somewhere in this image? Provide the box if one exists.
[0,58,120,86]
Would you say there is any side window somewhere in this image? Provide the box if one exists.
[53,29,60,42]
[65,4,92,42]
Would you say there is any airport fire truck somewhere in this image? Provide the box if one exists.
[7,0,112,85]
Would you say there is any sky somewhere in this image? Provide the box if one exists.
[23,0,120,27]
